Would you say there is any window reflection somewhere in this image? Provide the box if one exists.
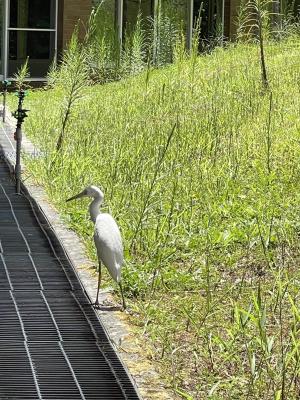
[10,0,55,29]
[8,31,55,77]
[123,0,152,34]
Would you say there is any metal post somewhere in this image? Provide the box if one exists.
[54,0,58,65]
[222,0,225,45]
[3,0,9,80]
[187,0,194,53]
[3,88,6,123]
[152,0,159,65]
[116,0,123,51]
[2,80,11,123]
[15,123,22,194]
[13,90,29,194]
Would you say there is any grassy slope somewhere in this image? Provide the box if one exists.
[13,38,300,398]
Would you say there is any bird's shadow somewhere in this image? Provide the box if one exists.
[93,303,123,312]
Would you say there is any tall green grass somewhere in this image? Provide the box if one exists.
[85,0,187,82]
[13,36,300,398]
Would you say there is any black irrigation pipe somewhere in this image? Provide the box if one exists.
[1,80,11,124]
[12,89,29,194]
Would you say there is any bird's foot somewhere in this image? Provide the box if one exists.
[92,299,122,312]
[93,301,101,310]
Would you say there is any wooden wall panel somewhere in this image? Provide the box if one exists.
[62,0,93,46]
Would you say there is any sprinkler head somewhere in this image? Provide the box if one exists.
[15,89,29,100]
[2,80,11,87]
[12,109,30,123]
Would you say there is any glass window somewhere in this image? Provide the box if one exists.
[10,0,56,29]
[8,31,55,77]
[7,0,57,78]
[124,0,152,34]
[194,0,223,38]
[92,0,115,36]
[0,1,3,76]
[9,31,52,60]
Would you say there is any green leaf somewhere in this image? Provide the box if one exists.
[208,381,221,397]
[250,353,256,377]
[267,336,274,354]
[175,388,194,400]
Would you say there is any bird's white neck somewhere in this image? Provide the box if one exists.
[89,197,102,223]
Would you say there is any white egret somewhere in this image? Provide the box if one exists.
[66,186,126,310]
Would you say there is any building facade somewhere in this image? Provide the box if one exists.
[0,0,298,81]
[0,0,93,81]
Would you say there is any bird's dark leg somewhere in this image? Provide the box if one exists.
[94,262,102,308]
[119,282,126,310]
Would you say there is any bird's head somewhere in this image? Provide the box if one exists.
[66,185,104,202]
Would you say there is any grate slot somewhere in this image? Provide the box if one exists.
[0,342,39,399]
[4,254,42,290]
[0,252,13,289]
[29,342,84,400]
[63,342,125,400]
[13,291,60,342]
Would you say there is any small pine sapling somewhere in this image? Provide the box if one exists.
[55,30,89,152]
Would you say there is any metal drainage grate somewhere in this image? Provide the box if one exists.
[0,159,140,400]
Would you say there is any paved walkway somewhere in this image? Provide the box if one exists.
[0,125,140,399]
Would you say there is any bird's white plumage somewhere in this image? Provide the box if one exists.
[94,213,123,283]
[67,185,126,308]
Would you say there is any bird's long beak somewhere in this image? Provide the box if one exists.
[66,190,86,202]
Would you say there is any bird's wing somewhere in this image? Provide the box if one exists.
[94,213,123,282]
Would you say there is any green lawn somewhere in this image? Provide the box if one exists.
[13,36,300,398]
